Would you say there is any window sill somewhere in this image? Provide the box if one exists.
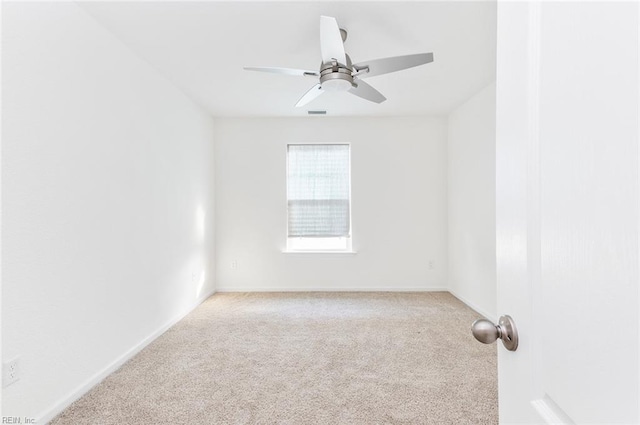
[282,250,358,254]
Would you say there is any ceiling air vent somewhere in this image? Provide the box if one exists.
[308,110,327,115]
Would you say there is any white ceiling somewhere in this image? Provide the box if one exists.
[79,1,496,117]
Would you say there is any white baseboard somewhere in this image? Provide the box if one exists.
[37,289,216,425]
[447,289,497,323]
[215,286,449,293]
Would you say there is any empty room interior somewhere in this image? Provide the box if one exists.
[3,1,640,424]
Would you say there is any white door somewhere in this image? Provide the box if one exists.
[494,1,640,423]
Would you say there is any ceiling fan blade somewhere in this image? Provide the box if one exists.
[244,66,319,77]
[353,53,434,79]
[296,84,325,107]
[348,80,386,104]
[320,16,347,65]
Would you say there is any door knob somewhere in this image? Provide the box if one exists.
[471,315,518,351]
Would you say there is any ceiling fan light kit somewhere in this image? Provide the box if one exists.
[319,59,353,91]
[244,16,434,107]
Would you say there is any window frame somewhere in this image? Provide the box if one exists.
[284,142,354,253]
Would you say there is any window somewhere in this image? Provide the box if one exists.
[286,144,351,251]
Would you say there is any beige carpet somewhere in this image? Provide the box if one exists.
[51,292,497,424]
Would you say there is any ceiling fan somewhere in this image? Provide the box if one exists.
[244,16,434,107]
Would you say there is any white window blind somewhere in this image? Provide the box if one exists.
[287,144,351,238]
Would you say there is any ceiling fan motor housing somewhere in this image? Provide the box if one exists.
[319,54,353,91]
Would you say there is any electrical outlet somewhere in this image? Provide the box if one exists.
[231,260,238,270]
[428,260,434,270]
[3,357,20,387]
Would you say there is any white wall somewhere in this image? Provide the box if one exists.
[2,3,215,421]
[214,117,447,291]
[447,83,496,320]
